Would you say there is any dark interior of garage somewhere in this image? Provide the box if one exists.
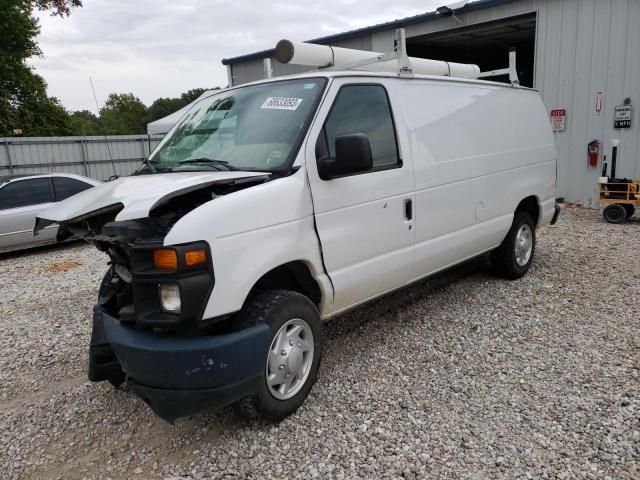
[406,13,537,88]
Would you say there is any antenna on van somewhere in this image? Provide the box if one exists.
[89,76,118,180]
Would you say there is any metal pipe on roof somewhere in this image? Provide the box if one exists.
[274,39,480,79]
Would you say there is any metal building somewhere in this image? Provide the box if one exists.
[222,0,640,203]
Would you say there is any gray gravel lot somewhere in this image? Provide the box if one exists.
[1,207,638,480]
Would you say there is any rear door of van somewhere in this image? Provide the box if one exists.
[305,78,415,314]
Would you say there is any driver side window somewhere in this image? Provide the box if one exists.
[318,84,400,170]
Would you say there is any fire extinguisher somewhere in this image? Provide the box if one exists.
[587,140,600,167]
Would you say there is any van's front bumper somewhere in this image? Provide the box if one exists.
[91,307,271,421]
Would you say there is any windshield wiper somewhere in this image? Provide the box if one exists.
[132,159,171,175]
[175,158,239,171]
[144,158,157,174]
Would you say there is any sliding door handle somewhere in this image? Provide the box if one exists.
[404,198,413,220]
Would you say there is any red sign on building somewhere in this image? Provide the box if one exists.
[550,109,566,132]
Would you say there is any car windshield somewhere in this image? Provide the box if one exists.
[148,78,326,173]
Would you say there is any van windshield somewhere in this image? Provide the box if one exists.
[148,78,326,173]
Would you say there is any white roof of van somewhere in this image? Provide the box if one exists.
[147,71,535,135]
[236,70,536,90]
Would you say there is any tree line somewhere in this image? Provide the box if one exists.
[1,0,216,137]
[67,89,214,137]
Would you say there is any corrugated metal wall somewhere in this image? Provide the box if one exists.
[535,0,640,203]
[228,0,640,202]
[0,135,164,181]
[369,0,640,202]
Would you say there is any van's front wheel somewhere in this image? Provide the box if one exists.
[491,211,536,279]
[236,290,322,421]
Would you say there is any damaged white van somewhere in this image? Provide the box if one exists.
[36,70,559,421]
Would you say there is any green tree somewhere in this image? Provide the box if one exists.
[99,93,149,135]
[147,97,186,123]
[35,0,82,17]
[69,109,100,136]
[180,88,208,104]
[0,0,81,136]
[13,77,74,136]
[147,88,215,124]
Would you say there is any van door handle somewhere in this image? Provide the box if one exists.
[404,198,413,220]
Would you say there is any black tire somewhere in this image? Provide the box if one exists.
[622,204,635,219]
[107,372,126,388]
[96,267,126,388]
[491,211,536,280]
[603,204,627,224]
[234,290,322,421]
[98,266,115,301]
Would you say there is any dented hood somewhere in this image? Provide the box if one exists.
[36,171,269,227]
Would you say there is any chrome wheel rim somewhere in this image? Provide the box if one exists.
[514,224,533,267]
[266,318,314,400]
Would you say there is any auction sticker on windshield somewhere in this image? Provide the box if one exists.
[261,97,303,110]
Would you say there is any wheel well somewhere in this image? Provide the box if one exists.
[516,196,540,226]
[250,261,322,307]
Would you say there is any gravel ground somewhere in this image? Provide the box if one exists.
[1,207,639,480]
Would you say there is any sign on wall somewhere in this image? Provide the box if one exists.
[614,105,632,129]
[595,91,604,115]
[550,109,567,132]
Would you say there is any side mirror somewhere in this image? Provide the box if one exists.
[317,133,373,180]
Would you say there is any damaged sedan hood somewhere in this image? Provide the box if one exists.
[35,171,270,229]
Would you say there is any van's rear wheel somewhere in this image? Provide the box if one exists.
[622,204,635,219]
[491,211,536,279]
[235,290,322,421]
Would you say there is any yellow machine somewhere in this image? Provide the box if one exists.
[598,180,639,223]
[598,139,639,224]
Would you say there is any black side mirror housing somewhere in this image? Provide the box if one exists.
[317,133,373,180]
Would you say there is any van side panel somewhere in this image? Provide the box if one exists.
[395,81,556,281]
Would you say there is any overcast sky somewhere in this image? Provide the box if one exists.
[30,0,454,113]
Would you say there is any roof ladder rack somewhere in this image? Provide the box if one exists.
[321,29,414,76]
[476,48,520,86]
[263,58,274,79]
[274,28,521,86]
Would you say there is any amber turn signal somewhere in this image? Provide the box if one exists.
[185,249,207,267]
[153,249,178,270]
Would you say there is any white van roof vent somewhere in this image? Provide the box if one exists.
[274,28,520,86]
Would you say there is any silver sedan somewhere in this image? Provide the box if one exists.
[0,173,102,253]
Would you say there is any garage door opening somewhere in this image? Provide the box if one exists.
[406,13,537,87]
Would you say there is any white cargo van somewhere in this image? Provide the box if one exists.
[36,69,559,421]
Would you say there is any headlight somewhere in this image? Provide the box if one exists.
[158,284,181,313]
